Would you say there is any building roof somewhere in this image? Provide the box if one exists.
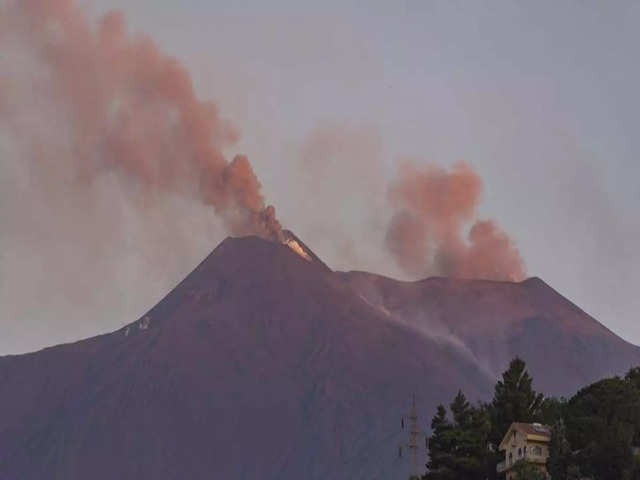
[498,422,551,450]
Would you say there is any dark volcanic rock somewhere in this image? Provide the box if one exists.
[0,236,490,480]
[339,272,640,395]
[0,235,638,479]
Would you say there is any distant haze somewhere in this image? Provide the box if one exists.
[1,0,638,353]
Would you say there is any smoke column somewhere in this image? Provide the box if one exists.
[385,162,525,281]
[1,0,523,287]
[1,0,282,241]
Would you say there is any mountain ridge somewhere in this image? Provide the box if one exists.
[0,233,638,479]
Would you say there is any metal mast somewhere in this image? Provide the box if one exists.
[400,394,423,479]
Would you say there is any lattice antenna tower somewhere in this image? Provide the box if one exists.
[399,394,425,479]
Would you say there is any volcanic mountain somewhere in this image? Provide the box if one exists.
[1,234,638,479]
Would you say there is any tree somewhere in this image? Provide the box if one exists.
[422,363,640,480]
[587,428,634,480]
[627,366,640,447]
[538,396,565,426]
[487,358,544,479]
[626,367,640,390]
[566,464,582,480]
[630,454,640,480]
[565,377,640,449]
[489,358,545,446]
[425,404,456,480]
[511,459,546,480]
[547,420,579,480]
[424,392,490,480]
[564,376,640,480]
[450,390,472,427]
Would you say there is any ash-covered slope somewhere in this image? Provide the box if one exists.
[340,272,640,395]
[1,235,638,479]
[0,236,493,480]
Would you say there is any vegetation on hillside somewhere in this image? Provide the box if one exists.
[421,359,640,480]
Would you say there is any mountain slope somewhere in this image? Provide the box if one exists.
[340,272,640,395]
[0,235,638,479]
[0,236,492,480]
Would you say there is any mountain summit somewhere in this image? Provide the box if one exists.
[1,234,638,479]
[282,229,331,270]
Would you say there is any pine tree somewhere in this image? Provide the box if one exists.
[424,392,489,480]
[450,391,472,428]
[489,357,544,447]
[547,420,574,480]
[486,357,544,479]
[424,405,456,480]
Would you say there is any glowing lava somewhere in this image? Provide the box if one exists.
[285,239,312,262]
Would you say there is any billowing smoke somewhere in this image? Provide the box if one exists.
[0,0,527,354]
[1,0,282,241]
[385,162,525,281]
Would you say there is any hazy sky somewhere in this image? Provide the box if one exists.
[1,0,638,353]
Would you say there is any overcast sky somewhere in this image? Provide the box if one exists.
[1,0,638,353]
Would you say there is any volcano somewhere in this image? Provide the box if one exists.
[1,234,638,479]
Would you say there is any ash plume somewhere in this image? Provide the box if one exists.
[385,162,525,281]
[1,0,282,241]
[0,0,528,354]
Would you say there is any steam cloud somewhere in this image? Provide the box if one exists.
[0,1,525,355]
[0,0,530,354]
[385,162,525,281]
[1,0,282,241]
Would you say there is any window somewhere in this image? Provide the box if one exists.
[518,447,522,457]
[533,446,542,456]
[524,446,527,456]
[509,452,513,465]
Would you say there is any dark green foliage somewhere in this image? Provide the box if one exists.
[451,391,472,427]
[421,360,640,480]
[626,367,640,390]
[575,428,633,480]
[511,459,547,480]
[561,372,640,480]
[538,396,565,426]
[488,358,545,448]
[628,367,640,446]
[566,464,582,480]
[425,405,456,480]
[423,391,489,480]
[547,420,580,480]
[631,455,640,480]
[486,357,544,479]
[565,377,640,450]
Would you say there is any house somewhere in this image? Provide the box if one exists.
[497,422,551,480]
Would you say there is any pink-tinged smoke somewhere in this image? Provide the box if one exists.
[385,162,525,281]
[1,0,282,241]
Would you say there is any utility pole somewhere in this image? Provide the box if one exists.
[400,394,424,479]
